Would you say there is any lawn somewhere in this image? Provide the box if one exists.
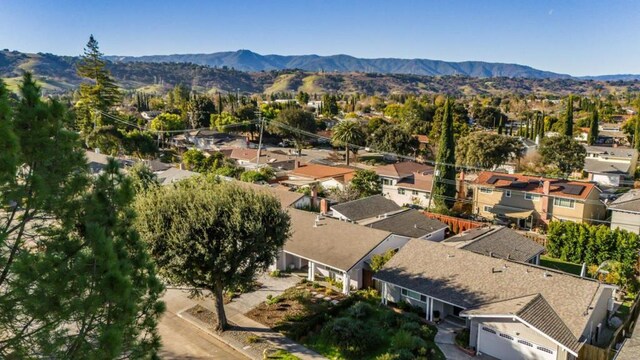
[246,281,445,360]
[540,255,583,275]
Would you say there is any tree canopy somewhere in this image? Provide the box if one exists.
[271,108,316,154]
[331,120,366,166]
[350,169,382,198]
[432,98,457,210]
[538,135,586,176]
[134,180,291,331]
[456,132,525,169]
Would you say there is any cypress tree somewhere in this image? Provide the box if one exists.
[635,118,640,151]
[564,95,574,137]
[587,109,599,145]
[432,98,457,210]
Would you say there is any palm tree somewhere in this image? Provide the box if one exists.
[331,120,366,166]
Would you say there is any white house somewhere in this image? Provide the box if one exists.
[583,146,638,187]
[608,189,640,234]
[375,162,435,209]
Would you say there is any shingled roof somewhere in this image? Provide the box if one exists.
[609,189,640,214]
[375,161,434,179]
[374,239,606,354]
[584,158,631,174]
[475,171,598,200]
[443,226,544,262]
[368,209,447,238]
[330,195,403,221]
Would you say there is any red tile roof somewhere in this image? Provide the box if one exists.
[474,171,598,200]
[290,164,355,180]
[375,161,434,178]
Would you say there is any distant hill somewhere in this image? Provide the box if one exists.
[2,50,640,96]
[578,74,640,81]
[106,49,571,79]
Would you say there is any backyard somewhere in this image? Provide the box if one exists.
[539,255,583,275]
[246,280,445,360]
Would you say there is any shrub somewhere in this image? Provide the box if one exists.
[370,249,398,272]
[322,317,378,356]
[400,321,422,336]
[455,328,470,348]
[347,301,375,319]
[270,269,282,278]
[246,335,262,344]
[397,300,413,312]
[390,330,427,354]
[267,296,282,305]
[379,310,404,329]
[420,324,437,341]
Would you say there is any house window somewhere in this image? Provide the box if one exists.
[499,333,514,341]
[400,288,425,302]
[524,193,541,201]
[553,198,575,208]
[424,192,431,199]
[482,327,496,334]
[398,188,405,195]
[505,190,511,198]
[518,340,533,347]
[420,295,427,302]
[537,346,554,354]
[480,187,493,194]
[412,190,419,196]
[483,205,493,212]
[382,178,392,186]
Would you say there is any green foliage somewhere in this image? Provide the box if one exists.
[150,112,185,132]
[429,100,469,141]
[455,328,471,348]
[321,94,339,116]
[269,269,282,278]
[240,167,275,183]
[0,73,163,358]
[182,149,231,174]
[134,180,291,330]
[538,135,586,175]
[271,108,317,152]
[471,106,507,129]
[370,249,397,272]
[350,169,382,198]
[123,129,158,159]
[587,109,599,145]
[546,221,640,291]
[321,317,379,357]
[128,162,160,193]
[456,132,525,169]
[347,301,375,319]
[433,98,457,209]
[370,123,419,156]
[563,95,574,137]
[331,120,366,166]
[211,111,241,132]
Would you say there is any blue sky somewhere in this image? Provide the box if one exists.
[1,0,639,76]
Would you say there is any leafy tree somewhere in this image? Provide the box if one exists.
[128,162,160,193]
[538,136,586,176]
[86,125,124,155]
[563,95,574,137]
[0,74,163,358]
[211,111,241,132]
[331,120,366,166]
[123,130,158,159]
[432,98,457,210]
[430,101,469,141]
[134,180,291,331]
[271,108,316,155]
[150,112,185,132]
[74,35,122,137]
[587,109,599,145]
[187,95,216,128]
[239,167,275,183]
[471,106,507,129]
[370,124,419,156]
[456,132,525,169]
[296,91,310,106]
[370,249,396,272]
[321,94,339,116]
[350,169,382,198]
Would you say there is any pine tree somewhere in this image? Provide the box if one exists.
[587,109,599,145]
[432,98,457,210]
[75,35,122,137]
[563,95,574,137]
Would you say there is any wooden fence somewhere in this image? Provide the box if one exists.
[422,212,484,234]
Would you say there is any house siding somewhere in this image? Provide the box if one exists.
[611,211,640,234]
[582,287,614,345]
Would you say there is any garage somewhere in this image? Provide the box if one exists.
[477,324,556,360]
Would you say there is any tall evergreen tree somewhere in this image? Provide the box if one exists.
[432,98,457,210]
[587,109,599,145]
[563,95,574,137]
[74,35,122,138]
[635,118,640,151]
[538,112,546,140]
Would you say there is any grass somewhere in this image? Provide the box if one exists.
[265,74,296,93]
[540,255,583,275]
[266,349,301,360]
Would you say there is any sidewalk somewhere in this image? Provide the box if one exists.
[167,273,327,360]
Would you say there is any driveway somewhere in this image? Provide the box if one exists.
[435,321,497,360]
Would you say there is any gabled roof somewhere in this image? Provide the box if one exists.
[443,226,544,262]
[290,164,355,180]
[330,195,402,221]
[157,167,199,185]
[475,171,598,200]
[585,146,638,158]
[368,209,447,238]
[463,294,581,353]
[375,161,434,179]
[374,239,605,349]
[285,209,391,271]
[609,189,640,214]
[584,158,631,174]
[396,172,433,191]
[235,182,306,208]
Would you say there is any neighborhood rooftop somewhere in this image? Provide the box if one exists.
[368,209,448,238]
[374,239,606,346]
[608,189,640,213]
[584,158,631,174]
[375,161,434,178]
[330,194,402,221]
[285,209,392,272]
[442,226,545,262]
[475,171,597,200]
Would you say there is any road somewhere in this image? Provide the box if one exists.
[158,290,246,360]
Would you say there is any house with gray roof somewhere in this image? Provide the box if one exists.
[608,189,640,234]
[442,226,544,264]
[367,209,448,241]
[375,239,616,360]
[274,209,410,294]
[330,194,404,223]
[584,146,638,187]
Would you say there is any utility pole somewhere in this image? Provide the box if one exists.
[256,110,265,166]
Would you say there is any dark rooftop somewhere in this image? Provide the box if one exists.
[368,209,448,238]
[330,194,402,221]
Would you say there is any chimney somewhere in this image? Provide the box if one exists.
[458,170,466,199]
[320,198,329,214]
[295,160,301,169]
[540,180,551,222]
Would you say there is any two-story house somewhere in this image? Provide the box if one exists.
[583,146,638,187]
[472,172,606,229]
[608,189,640,234]
[375,162,435,209]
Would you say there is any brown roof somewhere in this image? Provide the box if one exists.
[290,164,355,180]
[375,161,434,179]
[234,181,306,208]
[474,171,598,200]
[285,209,391,271]
[375,239,605,347]
[396,172,433,191]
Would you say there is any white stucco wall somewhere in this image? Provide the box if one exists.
[611,211,640,234]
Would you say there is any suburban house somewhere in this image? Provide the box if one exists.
[156,167,199,185]
[375,239,617,360]
[85,150,134,174]
[583,146,638,187]
[472,171,606,229]
[330,194,404,224]
[172,130,248,150]
[274,209,410,294]
[221,148,299,178]
[442,226,545,264]
[282,163,356,190]
[608,189,640,234]
[375,161,435,208]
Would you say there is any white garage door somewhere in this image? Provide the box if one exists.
[477,324,556,360]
